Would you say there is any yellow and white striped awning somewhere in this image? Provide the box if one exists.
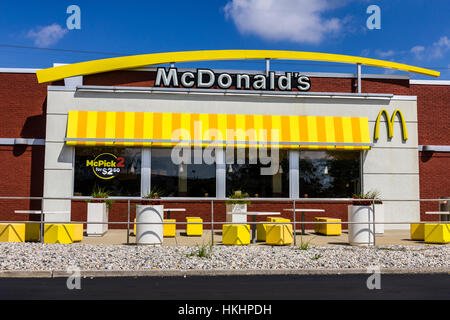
[66,111,372,150]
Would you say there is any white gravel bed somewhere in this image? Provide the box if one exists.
[0,243,448,272]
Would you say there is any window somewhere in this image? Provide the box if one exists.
[74,147,141,196]
[151,147,216,197]
[299,150,361,198]
[226,148,289,198]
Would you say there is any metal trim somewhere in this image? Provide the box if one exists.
[0,138,45,146]
[419,145,450,152]
[65,137,374,147]
[73,85,395,99]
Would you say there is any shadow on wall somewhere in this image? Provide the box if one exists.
[12,97,47,216]
[420,151,434,163]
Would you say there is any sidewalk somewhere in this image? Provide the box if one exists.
[79,229,427,246]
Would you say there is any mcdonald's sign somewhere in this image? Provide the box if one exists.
[374,109,408,141]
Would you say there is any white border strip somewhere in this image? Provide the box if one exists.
[0,68,38,74]
[410,80,450,85]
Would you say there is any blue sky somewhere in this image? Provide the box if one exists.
[0,0,449,79]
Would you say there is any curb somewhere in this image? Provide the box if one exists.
[1,268,448,279]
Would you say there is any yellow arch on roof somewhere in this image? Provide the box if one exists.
[36,50,440,83]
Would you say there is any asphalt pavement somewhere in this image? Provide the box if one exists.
[0,273,449,300]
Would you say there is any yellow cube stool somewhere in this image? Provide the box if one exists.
[72,224,84,242]
[410,223,425,241]
[266,224,293,245]
[272,218,291,223]
[164,219,176,237]
[424,224,450,244]
[314,217,328,233]
[44,224,74,244]
[25,223,41,242]
[258,218,291,241]
[0,223,25,243]
[267,217,290,222]
[315,218,342,236]
[186,217,203,236]
[222,224,250,245]
[256,224,268,241]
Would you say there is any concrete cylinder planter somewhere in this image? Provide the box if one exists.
[348,205,375,246]
[226,204,248,224]
[136,205,164,245]
[87,202,108,237]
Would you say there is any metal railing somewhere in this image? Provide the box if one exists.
[0,196,448,247]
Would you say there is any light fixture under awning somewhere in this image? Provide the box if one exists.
[66,111,372,150]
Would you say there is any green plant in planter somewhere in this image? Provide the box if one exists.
[90,186,114,210]
[353,189,382,206]
[141,187,165,205]
[225,190,252,206]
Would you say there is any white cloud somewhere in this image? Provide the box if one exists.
[224,0,348,44]
[410,45,425,59]
[431,36,450,58]
[360,49,371,57]
[26,24,68,47]
[408,36,450,61]
[375,49,396,58]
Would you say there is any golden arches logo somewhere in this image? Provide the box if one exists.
[374,109,408,141]
[35,50,440,83]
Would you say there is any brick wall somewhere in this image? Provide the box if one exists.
[0,73,47,222]
[0,71,448,226]
[0,73,47,138]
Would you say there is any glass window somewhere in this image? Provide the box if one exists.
[151,147,216,197]
[226,148,289,198]
[74,147,141,197]
[299,150,361,198]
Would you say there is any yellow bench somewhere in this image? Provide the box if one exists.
[164,219,176,237]
[424,224,450,244]
[266,224,293,245]
[410,223,425,241]
[315,217,342,236]
[0,223,26,243]
[186,217,203,236]
[44,224,74,244]
[222,224,251,245]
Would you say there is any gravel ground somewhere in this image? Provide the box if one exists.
[0,243,448,272]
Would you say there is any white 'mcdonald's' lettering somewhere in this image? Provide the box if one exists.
[155,68,311,92]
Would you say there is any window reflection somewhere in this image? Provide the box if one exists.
[226,148,289,198]
[299,150,361,198]
[151,148,216,197]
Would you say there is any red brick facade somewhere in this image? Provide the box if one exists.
[0,70,448,228]
[0,73,47,222]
